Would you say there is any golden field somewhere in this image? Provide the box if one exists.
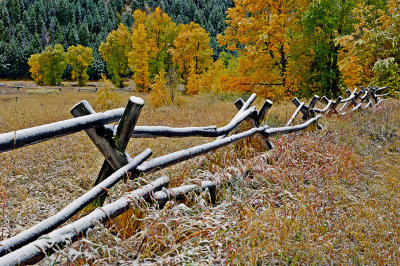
[1,87,400,264]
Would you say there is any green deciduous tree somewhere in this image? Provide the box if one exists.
[28,43,67,86]
[301,0,356,98]
[337,0,400,95]
[99,23,132,87]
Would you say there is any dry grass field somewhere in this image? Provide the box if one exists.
[1,87,400,264]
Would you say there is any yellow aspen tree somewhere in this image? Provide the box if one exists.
[129,23,150,92]
[28,44,67,86]
[170,22,213,84]
[218,0,307,99]
[149,70,171,107]
[145,7,180,75]
[28,53,43,85]
[185,64,201,95]
[130,8,180,83]
[67,45,93,87]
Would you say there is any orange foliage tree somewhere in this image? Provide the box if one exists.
[336,1,400,93]
[218,0,307,100]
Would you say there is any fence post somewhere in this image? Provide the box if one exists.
[235,98,274,150]
[291,97,321,129]
[71,97,144,205]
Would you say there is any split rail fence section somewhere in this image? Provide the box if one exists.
[0,86,388,265]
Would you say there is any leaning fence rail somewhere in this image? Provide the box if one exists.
[0,86,389,265]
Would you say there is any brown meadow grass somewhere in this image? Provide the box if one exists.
[1,88,399,264]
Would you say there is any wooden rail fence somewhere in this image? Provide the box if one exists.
[0,86,388,265]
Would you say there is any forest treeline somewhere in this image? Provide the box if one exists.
[0,0,233,80]
[0,0,399,101]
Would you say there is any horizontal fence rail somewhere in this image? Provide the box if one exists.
[0,107,125,153]
[0,86,390,265]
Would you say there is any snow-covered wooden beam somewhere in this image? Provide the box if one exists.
[137,115,321,174]
[154,181,217,208]
[256,99,273,123]
[341,103,363,116]
[340,88,359,112]
[360,88,371,102]
[291,97,321,129]
[363,100,373,109]
[71,101,129,171]
[218,93,258,139]
[130,125,218,138]
[291,98,310,120]
[131,106,256,139]
[371,88,379,103]
[0,176,170,266]
[309,95,320,108]
[0,107,125,153]
[286,102,305,126]
[266,115,321,135]
[340,91,357,104]
[375,86,387,93]
[313,96,332,114]
[376,99,385,106]
[0,149,153,258]
[376,93,390,98]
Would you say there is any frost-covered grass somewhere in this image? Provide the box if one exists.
[1,90,399,264]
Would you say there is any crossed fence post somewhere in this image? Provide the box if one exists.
[234,98,274,150]
[290,96,322,129]
[71,97,144,205]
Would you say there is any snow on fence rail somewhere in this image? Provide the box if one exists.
[0,86,388,265]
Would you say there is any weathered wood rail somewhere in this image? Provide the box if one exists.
[0,86,388,265]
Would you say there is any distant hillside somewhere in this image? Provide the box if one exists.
[0,0,233,80]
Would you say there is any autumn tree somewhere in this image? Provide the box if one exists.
[201,52,240,95]
[218,0,309,100]
[129,8,180,92]
[336,0,400,94]
[185,63,201,95]
[170,22,213,84]
[28,53,43,85]
[129,23,150,92]
[141,7,181,76]
[28,44,67,86]
[99,23,131,88]
[67,45,93,86]
[149,70,171,107]
[149,69,184,106]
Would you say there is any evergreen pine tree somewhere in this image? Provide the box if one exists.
[78,22,90,46]
[68,25,79,46]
